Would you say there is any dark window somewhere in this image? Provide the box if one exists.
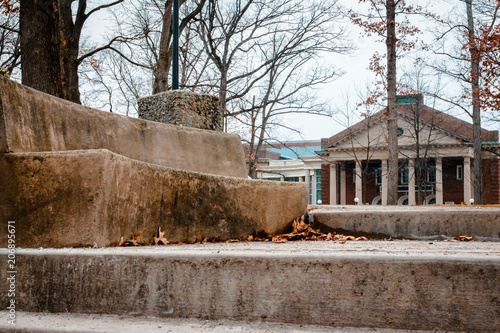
[401,167,409,184]
[427,166,436,183]
[457,165,463,180]
[375,168,382,185]
[285,177,300,182]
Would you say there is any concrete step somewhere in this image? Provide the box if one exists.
[1,241,499,332]
[0,149,307,248]
[311,205,500,240]
[0,312,431,333]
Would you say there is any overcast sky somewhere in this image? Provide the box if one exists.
[282,0,500,142]
[83,0,499,142]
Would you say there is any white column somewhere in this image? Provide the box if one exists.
[355,161,363,204]
[408,159,416,205]
[305,170,311,205]
[381,159,388,205]
[436,158,443,205]
[340,163,346,205]
[330,164,337,205]
[464,157,471,204]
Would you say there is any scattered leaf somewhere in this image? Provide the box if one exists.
[154,227,170,245]
[120,230,144,246]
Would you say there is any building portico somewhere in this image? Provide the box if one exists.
[319,95,500,205]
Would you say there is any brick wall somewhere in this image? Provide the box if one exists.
[483,158,500,204]
[321,164,330,205]
[442,159,464,204]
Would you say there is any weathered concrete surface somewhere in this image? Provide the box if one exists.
[138,90,223,131]
[0,150,307,248]
[0,77,247,178]
[0,241,498,332]
[311,205,500,239]
[0,312,428,333]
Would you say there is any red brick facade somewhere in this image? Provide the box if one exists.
[484,158,500,204]
[321,158,500,205]
[321,164,330,204]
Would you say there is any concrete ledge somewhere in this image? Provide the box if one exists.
[312,206,500,239]
[0,312,421,333]
[0,77,247,178]
[0,150,307,248]
[1,242,498,332]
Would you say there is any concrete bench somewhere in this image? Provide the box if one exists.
[0,77,307,247]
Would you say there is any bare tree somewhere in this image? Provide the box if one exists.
[349,0,434,204]
[80,0,209,113]
[429,0,499,204]
[153,0,206,93]
[197,0,349,130]
[333,89,388,204]
[0,1,20,78]
[20,0,125,103]
[195,0,349,175]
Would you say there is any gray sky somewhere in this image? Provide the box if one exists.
[283,0,500,141]
[82,0,499,142]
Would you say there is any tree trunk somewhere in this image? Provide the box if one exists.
[20,0,64,98]
[466,0,483,204]
[219,69,228,131]
[21,0,82,103]
[386,0,398,205]
[58,0,82,103]
[153,0,174,94]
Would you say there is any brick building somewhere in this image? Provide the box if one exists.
[318,95,500,205]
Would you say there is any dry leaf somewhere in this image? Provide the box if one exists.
[154,227,170,245]
[120,230,144,246]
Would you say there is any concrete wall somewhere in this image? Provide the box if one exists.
[1,246,498,331]
[313,208,500,239]
[0,150,308,248]
[0,77,247,178]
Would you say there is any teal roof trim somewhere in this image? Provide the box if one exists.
[266,146,322,159]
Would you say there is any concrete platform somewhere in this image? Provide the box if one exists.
[1,241,499,332]
[0,312,432,333]
[311,205,500,240]
[0,77,247,178]
[0,149,307,248]
[0,77,308,247]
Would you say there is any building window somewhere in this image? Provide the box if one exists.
[457,165,463,180]
[401,167,409,184]
[267,178,281,181]
[315,169,322,203]
[427,166,436,183]
[285,177,299,182]
[375,168,382,185]
[353,168,356,183]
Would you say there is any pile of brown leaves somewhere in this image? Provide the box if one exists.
[444,235,474,242]
[119,215,373,247]
[248,215,369,243]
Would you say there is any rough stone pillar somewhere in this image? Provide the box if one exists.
[464,157,472,204]
[340,163,346,205]
[436,157,443,205]
[355,161,363,204]
[330,163,337,205]
[138,90,223,131]
[381,159,388,205]
[408,159,416,205]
